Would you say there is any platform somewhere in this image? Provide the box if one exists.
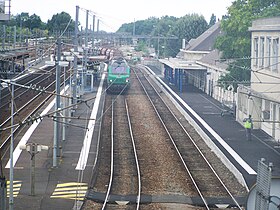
[2,75,105,209]
[2,63,280,209]
[146,65,280,189]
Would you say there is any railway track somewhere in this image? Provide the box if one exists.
[0,66,55,124]
[104,96,141,209]
[0,66,70,158]
[86,94,141,210]
[134,67,243,209]
[84,65,247,210]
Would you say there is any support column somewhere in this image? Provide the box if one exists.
[169,67,173,84]
[73,5,79,107]
[53,38,61,167]
[179,69,183,93]
[82,10,89,93]
[174,68,178,87]
[9,81,14,210]
[92,15,95,47]
[30,144,35,196]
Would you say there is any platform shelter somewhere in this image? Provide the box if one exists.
[159,57,207,93]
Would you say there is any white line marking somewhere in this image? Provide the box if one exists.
[75,73,105,171]
[146,66,257,175]
[6,86,69,168]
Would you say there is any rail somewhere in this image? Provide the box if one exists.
[101,97,141,209]
[134,66,243,209]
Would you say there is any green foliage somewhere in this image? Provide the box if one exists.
[215,0,280,87]
[117,17,159,35]
[218,59,251,90]
[135,41,148,54]
[0,11,75,38]
[209,14,216,27]
[8,13,44,30]
[175,14,208,41]
[117,14,208,58]
[47,12,75,33]
[29,14,43,30]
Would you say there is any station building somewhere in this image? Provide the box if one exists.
[237,17,280,141]
[157,22,236,110]
[157,17,280,142]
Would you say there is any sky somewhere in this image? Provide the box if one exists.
[11,0,234,32]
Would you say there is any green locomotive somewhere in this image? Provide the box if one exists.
[106,57,130,93]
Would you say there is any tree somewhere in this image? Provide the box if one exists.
[117,17,159,35]
[215,0,280,88]
[117,14,208,58]
[175,14,208,42]
[209,14,216,27]
[47,12,75,34]
[29,14,43,30]
[166,14,208,56]
[152,14,208,57]
[16,13,29,28]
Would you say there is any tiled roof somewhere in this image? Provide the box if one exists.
[186,21,222,51]
[197,49,228,70]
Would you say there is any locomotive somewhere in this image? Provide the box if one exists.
[106,57,130,93]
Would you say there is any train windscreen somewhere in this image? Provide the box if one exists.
[111,62,127,74]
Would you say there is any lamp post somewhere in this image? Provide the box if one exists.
[9,80,14,210]
[59,61,69,142]
[73,5,79,108]
[45,58,69,165]
[19,143,49,196]
[53,38,62,167]
[65,56,74,120]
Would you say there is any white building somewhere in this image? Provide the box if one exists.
[158,22,222,93]
[196,49,235,105]
[237,17,280,141]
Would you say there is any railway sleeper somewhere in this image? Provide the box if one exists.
[86,190,246,207]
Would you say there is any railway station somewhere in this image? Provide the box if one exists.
[1,55,279,209]
[0,2,280,210]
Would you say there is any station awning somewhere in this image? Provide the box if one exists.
[159,58,206,70]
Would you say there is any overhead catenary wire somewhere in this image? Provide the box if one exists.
[0,74,125,132]
[0,15,74,80]
[216,60,280,86]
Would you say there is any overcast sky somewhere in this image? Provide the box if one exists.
[11,0,233,32]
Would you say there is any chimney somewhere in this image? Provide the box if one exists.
[182,39,186,49]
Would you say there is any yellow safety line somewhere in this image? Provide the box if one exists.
[56,182,87,187]
[52,190,87,195]
[54,187,88,191]
[51,194,86,198]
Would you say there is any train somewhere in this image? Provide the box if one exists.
[106,57,130,93]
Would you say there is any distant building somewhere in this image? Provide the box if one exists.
[196,49,233,103]
[237,17,280,140]
[0,0,10,21]
[159,21,222,92]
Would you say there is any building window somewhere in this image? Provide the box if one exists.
[260,37,265,67]
[266,37,271,68]
[262,100,271,120]
[253,37,259,66]
[272,38,279,73]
